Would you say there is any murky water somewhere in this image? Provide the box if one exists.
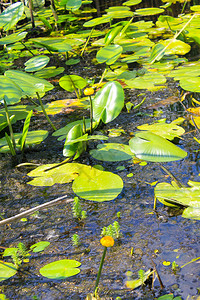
[0,80,200,300]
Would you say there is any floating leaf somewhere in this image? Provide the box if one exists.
[0,2,24,31]
[0,76,22,105]
[123,0,142,6]
[149,43,165,63]
[30,241,50,253]
[96,45,123,65]
[24,55,50,72]
[0,261,17,282]
[5,70,54,97]
[65,58,80,65]
[180,77,200,93]
[31,38,72,52]
[126,269,153,289]
[36,99,82,115]
[90,143,134,161]
[134,7,164,16]
[83,16,111,27]
[60,0,82,11]
[59,75,87,92]
[72,166,123,201]
[93,81,124,124]
[39,259,81,279]
[129,131,187,162]
[0,105,34,127]
[137,119,185,140]
[0,31,27,45]
[34,66,64,78]
[182,207,200,220]
[160,39,191,55]
[125,73,166,90]
[28,162,123,201]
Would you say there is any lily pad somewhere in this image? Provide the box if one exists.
[27,162,123,202]
[96,45,123,65]
[129,131,187,162]
[60,0,82,10]
[180,77,200,93]
[137,119,185,140]
[0,31,27,45]
[31,38,72,52]
[24,55,50,72]
[30,241,50,253]
[90,143,134,161]
[39,259,81,279]
[59,75,87,92]
[34,66,64,78]
[123,0,142,6]
[134,7,164,16]
[72,166,123,201]
[0,76,22,105]
[160,39,191,55]
[83,16,111,27]
[0,2,24,31]
[0,261,17,282]
[125,73,166,90]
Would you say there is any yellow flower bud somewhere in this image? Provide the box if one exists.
[100,236,114,247]
[84,87,95,96]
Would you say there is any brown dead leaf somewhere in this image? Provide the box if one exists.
[147,96,180,109]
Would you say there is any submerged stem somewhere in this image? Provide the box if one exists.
[3,97,16,150]
[157,162,184,188]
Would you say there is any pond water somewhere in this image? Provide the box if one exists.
[0,78,200,300]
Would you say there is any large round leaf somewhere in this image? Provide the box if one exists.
[39,259,81,279]
[90,143,134,161]
[96,45,123,65]
[0,31,27,45]
[180,77,200,93]
[5,70,54,97]
[83,16,111,27]
[129,131,187,162]
[25,55,50,72]
[0,261,17,282]
[59,75,87,92]
[0,2,24,31]
[0,76,22,105]
[125,73,166,90]
[161,39,191,55]
[72,167,123,201]
[93,81,124,124]
[60,0,82,10]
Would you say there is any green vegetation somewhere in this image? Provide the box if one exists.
[0,0,200,298]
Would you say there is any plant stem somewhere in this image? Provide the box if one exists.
[3,97,16,150]
[20,41,34,56]
[68,76,80,99]
[81,27,94,57]
[36,92,57,131]
[89,95,93,134]
[98,67,108,87]
[157,162,183,188]
[94,246,107,296]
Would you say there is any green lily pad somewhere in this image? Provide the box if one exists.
[30,241,50,253]
[24,55,50,72]
[160,39,191,55]
[123,0,142,6]
[125,73,166,90]
[0,76,22,105]
[96,45,123,65]
[0,105,34,128]
[0,130,48,153]
[39,259,81,279]
[129,131,187,162]
[5,70,54,97]
[65,58,80,65]
[137,119,185,140]
[83,16,111,27]
[0,261,17,282]
[63,124,86,159]
[179,77,200,93]
[27,162,123,201]
[34,66,64,78]
[72,166,123,201]
[134,7,164,16]
[60,0,82,11]
[59,75,87,92]
[31,38,72,52]
[0,31,27,45]
[155,181,200,219]
[90,143,134,161]
[0,2,24,31]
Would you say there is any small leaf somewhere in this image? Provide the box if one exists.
[30,241,50,253]
[134,7,164,16]
[90,143,134,161]
[59,75,87,92]
[24,55,50,72]
[96,45,123,65]
[39,259,81,279]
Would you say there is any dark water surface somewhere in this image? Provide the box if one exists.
[0,84,200,300]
